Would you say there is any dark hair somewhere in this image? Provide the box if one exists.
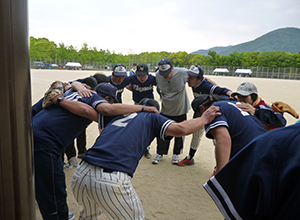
[93,73,110,84]
[251,93,258,104]
[139,98,160,111]
[82,76,98,90]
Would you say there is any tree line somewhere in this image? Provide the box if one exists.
[30,37,300,68]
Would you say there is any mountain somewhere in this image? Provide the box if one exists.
[191,27,300,56]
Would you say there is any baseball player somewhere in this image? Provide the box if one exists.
[153,58,190,164]
[231,82,287,131]
[204,123,300,219]
[108,64,130,103]
[192,94,266,174]
[126,63,157,158]
[178,65,234,166]
[126,63,157,104]
[32,82,159,220]
[69,98,220,220]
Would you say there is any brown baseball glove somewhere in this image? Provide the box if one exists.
[42,81,65,108]
[271,101,299,119]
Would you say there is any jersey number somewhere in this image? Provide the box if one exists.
[111,113,138,127]
[228,102,250,116]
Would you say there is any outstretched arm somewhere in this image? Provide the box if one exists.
[52,95,98,122]
[96,102,159,116]
[165,106,221,137]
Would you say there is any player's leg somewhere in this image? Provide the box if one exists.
[152,137,171,164]
[76,129,87,157]
[71,162,102,219]
[172,114,187,164]
[35,150,68,220]
[178,126,205,166]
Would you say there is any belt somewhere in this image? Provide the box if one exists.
[103,168,116,173]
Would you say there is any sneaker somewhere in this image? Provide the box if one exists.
[68,211,75,220]
[69,157,78,167]
[177,157,195,166]
[172,154,179,164]
[144,149,151,159]
[64,163,73,169]
[152,154,163,164]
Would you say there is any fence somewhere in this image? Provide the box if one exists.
[30,58,300,80]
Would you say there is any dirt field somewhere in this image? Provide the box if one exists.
[32,69,300,220]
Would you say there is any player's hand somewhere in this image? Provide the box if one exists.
[236,102,255,115]
[78,89,96,97]
[143,106,160,114]
[202,106,221,124]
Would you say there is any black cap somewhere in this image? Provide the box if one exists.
[191,94,226,116]
[136,63,149,76]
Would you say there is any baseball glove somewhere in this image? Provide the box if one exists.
[271,101,299,119]
[42,81,65,108]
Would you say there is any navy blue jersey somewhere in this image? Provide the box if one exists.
[32,90,106,155]
[204,123,300,220]
[205,101,266,158]
[193,78,230,98]
[129,74,157,103]
[82,112,173,177]
[108,75,130,103]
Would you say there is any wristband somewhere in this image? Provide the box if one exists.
[141,105,146,112]
[57,96,65,106]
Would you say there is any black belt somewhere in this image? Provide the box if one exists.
[103,168,116,173]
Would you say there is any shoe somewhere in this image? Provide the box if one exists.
[68,211,75,220]
[69,157,79,167]
[152,154,163,164]
[144,149,151,159]
[172,154,179,164]
[177,157,195,166]
[63,163,73,169]
[77,153,85,159]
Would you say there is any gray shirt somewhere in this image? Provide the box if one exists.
[156,67,190,116]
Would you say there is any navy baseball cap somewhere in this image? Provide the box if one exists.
[187,65,204,77]
[192,94,226,117]
[158,59,173,76]
[95,83,119,103]
[113,64,127,76]
[136,63,149,76]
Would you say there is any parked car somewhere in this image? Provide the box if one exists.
[33,61,44,67]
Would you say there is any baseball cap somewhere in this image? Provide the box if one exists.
[158,59,173,76]
[139,98,160,111]
[191,94,226,116]
[82,76,98,90]
[136,63,149,76]
[95,83,119,102]
[186,65,204,77]
[113,64,127,76]
[231,82,258,97]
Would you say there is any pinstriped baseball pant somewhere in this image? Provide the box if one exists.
[71,161,145,220]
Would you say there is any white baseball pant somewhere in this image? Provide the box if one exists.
[71,161,145,220]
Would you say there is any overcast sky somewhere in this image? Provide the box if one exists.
[29,0,300,54]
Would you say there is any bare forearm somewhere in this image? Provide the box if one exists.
[96,103,159,116]
[165,117,209,137]
[59,99,98,121]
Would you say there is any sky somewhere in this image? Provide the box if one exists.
[29,0,300,55]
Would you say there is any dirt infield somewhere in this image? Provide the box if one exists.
[32,69,300,220]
